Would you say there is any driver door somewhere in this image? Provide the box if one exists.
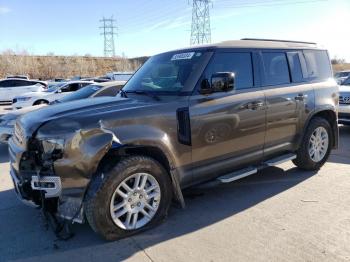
[189,51,266,184]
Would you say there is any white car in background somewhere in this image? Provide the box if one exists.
[12,80,93,109]
[105,72,134,81]
[339,76,350,125]
[0,78,47,103]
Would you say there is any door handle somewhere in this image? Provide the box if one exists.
[240,101,264,110]
[295,93,308,101]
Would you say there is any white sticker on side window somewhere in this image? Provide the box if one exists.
[171,52,195,61]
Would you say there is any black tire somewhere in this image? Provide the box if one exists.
[33,100,49,105]
[293,117,333,170]
[84,155,173,241]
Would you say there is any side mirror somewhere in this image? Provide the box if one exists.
[211,72,235,92]
[200,72,235,95]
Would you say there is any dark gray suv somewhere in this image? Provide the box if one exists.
[9,39,339,240]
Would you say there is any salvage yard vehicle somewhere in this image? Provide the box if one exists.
[338,76,350,125]
[334,70,350,85]
[12,80,93,109]
[9,39,338,240]
[0,81,126,144]
[0,78,47,103]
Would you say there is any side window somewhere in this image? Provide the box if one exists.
[0,80,10,88]
[287,52,304,83]
[203,52,254,90]
[63,83,79,92]
[13,80,31,86]
[95,86,119,97]
[262,52,290,86]
[303,50,332,80]
[80,83,91,89]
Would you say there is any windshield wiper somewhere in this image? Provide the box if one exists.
[125,90,160,101]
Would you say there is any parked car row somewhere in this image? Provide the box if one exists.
[0,81,126,143]
[5,39,339,240]
[0,78,47,103]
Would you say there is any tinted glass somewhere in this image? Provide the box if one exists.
[342,77,350,85]
[13,80,31,86]
[287,52,304,83]
[203,52,253,89]
[62,83,79,92]
[58,85,101,102]
[262,52,290,86]
[0,80,10,88]
[303,50,332,80]
[123,51,207,93]
[95,86,120,97]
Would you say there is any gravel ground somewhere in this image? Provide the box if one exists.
[0,104,349,262]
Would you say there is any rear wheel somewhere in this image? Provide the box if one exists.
[84,155,172,240]
[293,117,332,170]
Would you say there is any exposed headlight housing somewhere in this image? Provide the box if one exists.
[41,139,65,159]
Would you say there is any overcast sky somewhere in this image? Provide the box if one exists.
[0,0,349,60]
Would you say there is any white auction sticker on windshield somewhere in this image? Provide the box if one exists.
[171,52,195,61]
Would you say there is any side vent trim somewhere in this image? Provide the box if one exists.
[176,107,191,146]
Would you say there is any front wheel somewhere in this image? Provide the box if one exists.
[293,117,332,170]
[84,155,172,240]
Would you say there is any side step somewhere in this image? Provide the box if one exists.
[264,153,296,166]
[218,167,257,183]
[217,153,296,184]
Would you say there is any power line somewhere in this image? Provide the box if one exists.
[190,0,212,45]
[99,16,117,57]
[215,0,328,9]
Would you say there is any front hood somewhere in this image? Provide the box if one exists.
[18,96,150,135]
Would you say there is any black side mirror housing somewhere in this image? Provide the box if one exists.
[200,72,235,95]
[211,72,235,92]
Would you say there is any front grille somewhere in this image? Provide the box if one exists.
[14,122,25,146]
[339,95,350,104]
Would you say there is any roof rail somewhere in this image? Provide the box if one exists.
[241,38,317,45]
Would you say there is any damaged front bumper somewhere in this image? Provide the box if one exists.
[8,137,85,223]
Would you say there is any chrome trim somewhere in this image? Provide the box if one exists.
[31,175,62,198]
[10,168,38,208]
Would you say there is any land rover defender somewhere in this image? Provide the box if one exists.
[9,39,339,240]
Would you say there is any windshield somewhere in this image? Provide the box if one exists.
[56,84,102,102]
[47,82,66,92]
[123,50,206,94]
[335,72,350,78]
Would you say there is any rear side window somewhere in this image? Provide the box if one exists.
[287,52,304,83]
[203,52,254,90]
[303,50,332,80]
[262,52,290,86]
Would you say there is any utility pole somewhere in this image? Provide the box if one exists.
[189,0,212,45]
[99,16,117,57]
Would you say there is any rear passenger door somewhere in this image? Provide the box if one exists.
[189,51,266,183]
[262,50,314,157]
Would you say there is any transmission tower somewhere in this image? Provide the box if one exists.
[190,0,212,45]
[99,16,117,57]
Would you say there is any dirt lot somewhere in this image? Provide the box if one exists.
[0,105,349,262]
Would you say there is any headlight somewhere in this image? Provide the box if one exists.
[17,97,32,102]
[41,139,65,155]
